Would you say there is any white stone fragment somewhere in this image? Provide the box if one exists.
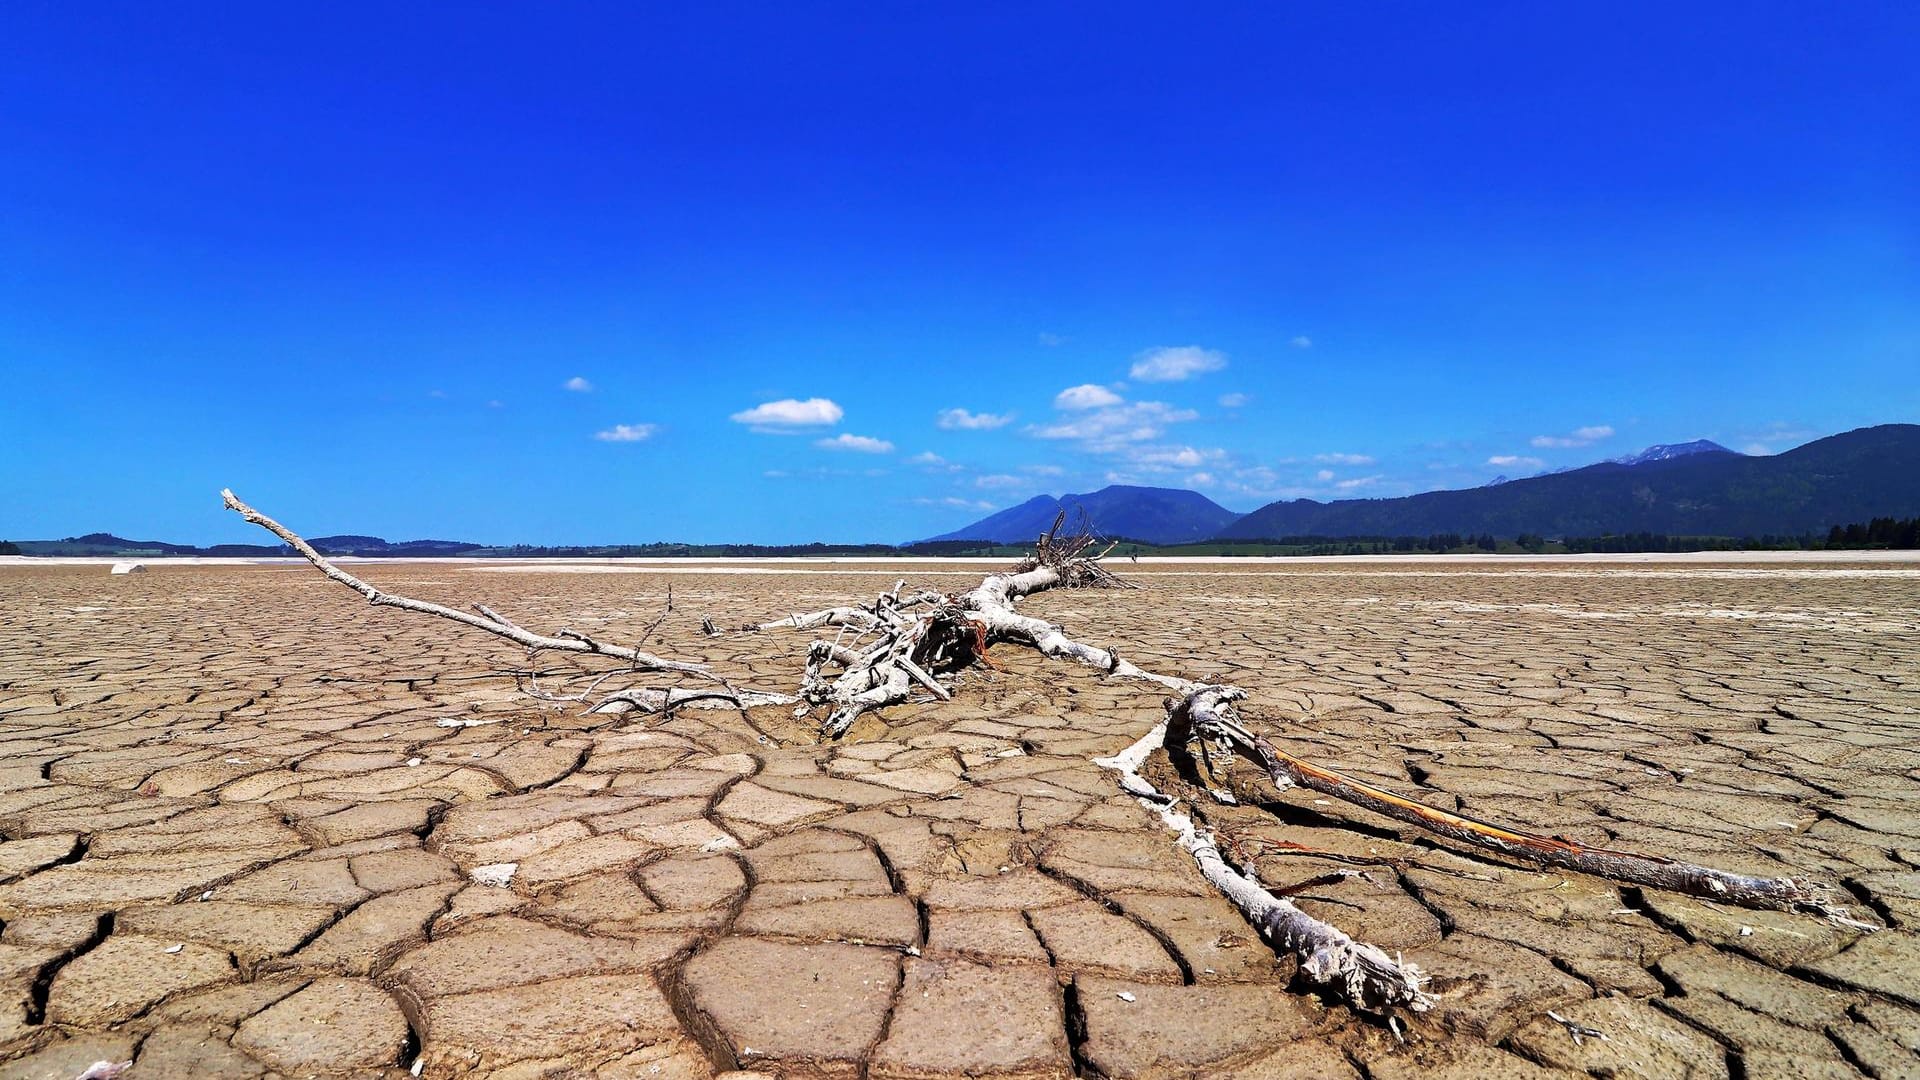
[470,862,517,887]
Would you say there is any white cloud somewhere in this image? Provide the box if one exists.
[1315,452,1375,466]
[1736,423,1818,456]
[1021,464,1065,476]
[1130,345,1226,383]
[1530,424,1615,449]
[564,376,593,392]
[815,433,893,453]
[937,408,1013,430]
[915,496,998,511]
[486,399,504,409]
[1335,475,1383,490]
[1029,401,1199,448]
[1218,392,1249,408]
[1054,384,1123,410]
[1289,336,1313,349]
[1315,469,1335,482]
[1188,472,1216,487]
[1125,445,1222,471]
[594,423,656,443]
[1488,454,1545,469]
[731,397,844,429]
[1037,332,1067,347]
[975,474,1028,489]
[909,451,964,473]
[428,389,448,399]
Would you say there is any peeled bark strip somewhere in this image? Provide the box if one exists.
[1094,718,1435,1015]
[1167,686,1877,928]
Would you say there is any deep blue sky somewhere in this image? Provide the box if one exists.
[4,4,1915,544]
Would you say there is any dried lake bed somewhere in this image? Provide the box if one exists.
[0,556,1916,1078]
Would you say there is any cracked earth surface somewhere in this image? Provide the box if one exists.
[0,559,1916,1079]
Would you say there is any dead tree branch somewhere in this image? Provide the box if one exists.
[223,489,708,675]
[1166,686,1877,928]
[756,513,1179,736]
[221,489,796,717]
[1094,715,1435,1015]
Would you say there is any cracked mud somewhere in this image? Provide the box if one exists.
[0,559,1916,1078]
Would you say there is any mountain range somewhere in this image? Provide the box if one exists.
[923,486,1241,546]
[9,425,1916,555]
[938,424,1920,543]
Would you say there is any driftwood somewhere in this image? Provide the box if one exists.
[221,490,793,716]
[1095,717,1435,1013]
[1164,686,1876,927]
[760,514,1186,737]
[225,491,1876,1023]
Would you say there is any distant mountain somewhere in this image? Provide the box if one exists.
[1611,439,1735,466]
[12,533,205,556]
[10,533,480,558]
[925,485,1243,545]
[1218,424,1920,540]
[308,535,483,556]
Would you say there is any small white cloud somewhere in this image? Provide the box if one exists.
[816,433,894,453]
[428,389,448,399]
[1054,384,1124,410]
[1734,422,1817,456]
[1289,336,1313,349]
[909,451,964,473]
[1530,424,1615,449]
[764,469,789,478]
[1030,401,1199,447]
[1315,469,1335,482]
[594,423,657,443]
[1188,472,1216,487]
[1488,454,1545,469]
[732,397,844,429]
[1126,445,1219,470]
[937,408,1013,430]
[975,474,1027,489]
[1130,345,1226,383]
[915,496,998,511]
[486,399,504,409]
[564,376,593,393]
[1037,332,1067,347]
[1021,464,1065,476]
[1335,475,1383,490]
[1315,452,1375,466]
[1218,392,1249,408]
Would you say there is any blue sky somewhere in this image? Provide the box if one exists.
[3,4,1915,544]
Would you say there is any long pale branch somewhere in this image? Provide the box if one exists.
[221,489,708,676]
[1168,686,1875,928]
